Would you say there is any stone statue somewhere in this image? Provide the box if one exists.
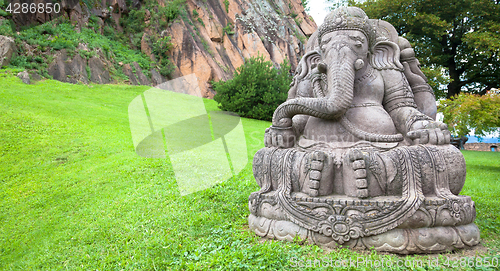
[248,7,479,254]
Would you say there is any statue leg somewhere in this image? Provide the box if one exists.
[251,147,335,197]
[343,148,387,198]
[380,144,466,197]
[341,144,466,198]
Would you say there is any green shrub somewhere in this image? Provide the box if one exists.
[161,0,185,22]
[223,22,234,35]
[151,35,176,77]
[197,17,205,26]
[0,19,13,36]
[213,55,292,121]
[158,59,176,77]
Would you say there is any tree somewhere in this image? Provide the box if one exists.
[213,56,292,121]
[349,0,500,99]
[438,89,500,138]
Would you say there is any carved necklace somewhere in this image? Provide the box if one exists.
[354,64,375,86]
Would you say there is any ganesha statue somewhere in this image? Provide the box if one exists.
[248,7,480,254]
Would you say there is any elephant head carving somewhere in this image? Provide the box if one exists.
[272,7,404,127]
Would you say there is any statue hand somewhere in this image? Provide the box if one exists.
[265,125,296,148]
[274,117,292,127]
[407,120,451,145]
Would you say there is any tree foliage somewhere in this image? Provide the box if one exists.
[213,56,292,121]
[438,89,500,137]
[350,0,500,99]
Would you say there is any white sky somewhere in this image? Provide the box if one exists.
[307,0,331,25]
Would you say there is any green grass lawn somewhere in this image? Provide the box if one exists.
[1,71,499,270]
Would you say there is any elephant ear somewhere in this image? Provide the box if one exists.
[294,50,322,80]
[370,40,404,71]
[288,50,322,99]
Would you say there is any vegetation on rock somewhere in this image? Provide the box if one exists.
[0,0,183,81]
[7,18,152,80]
[213,55,292,121]
[0,0,315,93]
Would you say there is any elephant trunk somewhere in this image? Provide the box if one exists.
[272,44,358,127]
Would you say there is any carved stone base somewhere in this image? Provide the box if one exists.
[249,214,480,254]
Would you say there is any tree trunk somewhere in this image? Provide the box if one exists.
[447,63,462,99]
[446,37,463,99]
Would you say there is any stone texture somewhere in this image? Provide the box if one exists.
[29,72,41,82]
[209,20,223,42]
[88,57,111,84]
[248,7,478,254]
[249,214,480,254]
[48,49,89,84]
[141,33,155,61]
[132,62,151,85]
[46,50,112,85]
[10,0,74,28]
[150,69,165,86]
[464,143,499,152]
[17,71,30,84]
[120,62,152,86]
[122,64,139,85]
[0,35,16,67]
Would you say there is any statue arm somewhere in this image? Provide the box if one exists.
[287,78,314,136]
[398,39,437,120]
[381,69,421,134]
[400,58,437,120]
[382,69,450,145]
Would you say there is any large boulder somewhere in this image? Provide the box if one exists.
[0,35,16,67]
[17,71,30,84]
[123,64,139,85]
[10,0,78,28]
[162,0,317,98]
[150,69,165,86]
[132,62,151,86]
[48,49,89,84]
[122,62,151,86]
[88,57,112,84]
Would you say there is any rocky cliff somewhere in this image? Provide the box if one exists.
[3,0,317,98]
[163,0,317,97]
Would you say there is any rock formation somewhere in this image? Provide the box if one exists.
[17,71,30,84]
[0,35,16,67]
[161,0,316,97]
[7,0,317,97]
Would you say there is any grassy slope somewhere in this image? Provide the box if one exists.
[0,72,499,270]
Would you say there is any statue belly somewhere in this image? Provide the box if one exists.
[345,106,398,136]
[302,117,356,143]
[301,107,399,145]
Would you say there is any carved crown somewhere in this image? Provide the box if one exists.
[318,7,377,47]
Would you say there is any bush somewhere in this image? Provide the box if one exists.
[0,19,13,36]
[438,90,500,138]
[213,55,292,121]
